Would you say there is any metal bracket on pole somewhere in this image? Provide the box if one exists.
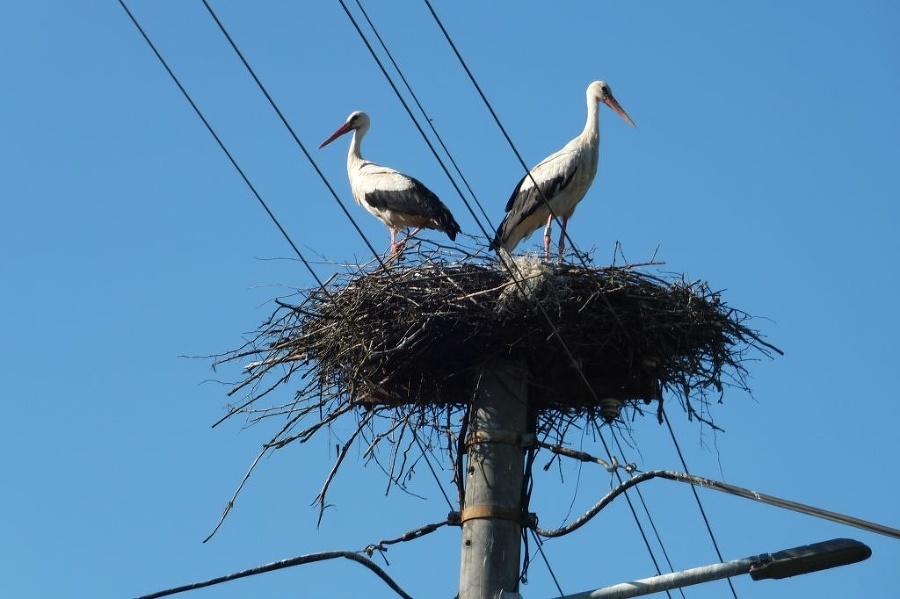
[465,430,535,451]
[459,505,538,528]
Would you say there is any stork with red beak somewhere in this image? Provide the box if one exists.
[490,81,634,261]
[319,111,461,256]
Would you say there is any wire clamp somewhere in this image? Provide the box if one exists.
[457,505,537,528]
[464,430,535,451]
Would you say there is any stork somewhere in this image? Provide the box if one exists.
[319,111,461,257]
[490,81,634,261]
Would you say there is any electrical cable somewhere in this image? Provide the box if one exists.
[529,529,565,596]
[597,423,674,599]
[199,0,387,268]
[663,409,739,599]
[117,0,330,292]
[335,0,496,244]
[352,0,494,228]
[421,0,590,264]
[610,425,686,599]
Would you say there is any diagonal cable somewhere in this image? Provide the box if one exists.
[664,409,739,598]
[610,425,686,599]
[335,0,495,243]
[421,0,606,268]
[199,0,387,267]
[353,0,493,228]
[117,0,329,293]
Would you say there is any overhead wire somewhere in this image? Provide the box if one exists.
[198,0,388,268]
[334,0,496,244]
[134,549,414,599]
[116,0,330,292]
[528,529,565,596]
[590,422,674,599]
[421,0,592,265]
[609,424,686,599]
[352,0,494,228]
[663,409,739,599]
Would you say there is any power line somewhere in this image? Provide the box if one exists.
[335,0,496,245]
[117,0,330,293]
[420,0,588,264]
[529,529,565,595]
[599,423,676,599]
[663,409,739,599]
[198,0,387,267]
[352,0,494,229]
[610,425,686,599]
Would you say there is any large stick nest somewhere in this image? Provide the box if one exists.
[220,247,779,428]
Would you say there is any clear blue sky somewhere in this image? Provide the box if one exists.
[2,2,898,598]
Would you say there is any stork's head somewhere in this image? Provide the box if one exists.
[588,81,635,127]
[319,110,371,148]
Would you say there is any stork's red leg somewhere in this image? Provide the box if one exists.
[389,228,398,256]
[543,214,554,261]
[558,215,569,263]
[395,227,421,256]
[397,227,422,248]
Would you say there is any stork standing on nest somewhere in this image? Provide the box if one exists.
[319,111,461,257]
[490,81,634,261]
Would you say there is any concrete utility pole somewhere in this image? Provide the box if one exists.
[458,360,529,599]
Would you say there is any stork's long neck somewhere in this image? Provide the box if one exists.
[347,128,366,173]
[581,97,601,146]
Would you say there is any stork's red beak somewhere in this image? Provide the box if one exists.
[605,94,635,127]
[319,121,356,149]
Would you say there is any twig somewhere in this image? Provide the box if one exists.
[316,410,374,526]
[203,446,267,543]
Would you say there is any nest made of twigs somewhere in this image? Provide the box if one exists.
[221,248,779,426]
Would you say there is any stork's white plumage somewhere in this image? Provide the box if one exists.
[319,111,461,256]
[491,81,634,261]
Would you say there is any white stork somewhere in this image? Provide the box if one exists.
[490,81,634,261]
[319,111,461,256]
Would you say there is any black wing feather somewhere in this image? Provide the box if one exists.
[364,176,460,240]
[491,167,578,248]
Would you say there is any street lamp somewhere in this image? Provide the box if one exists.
[552,538,871,599]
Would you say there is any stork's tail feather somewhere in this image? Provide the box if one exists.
[437,208,461,241]
[444,216,461,241]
